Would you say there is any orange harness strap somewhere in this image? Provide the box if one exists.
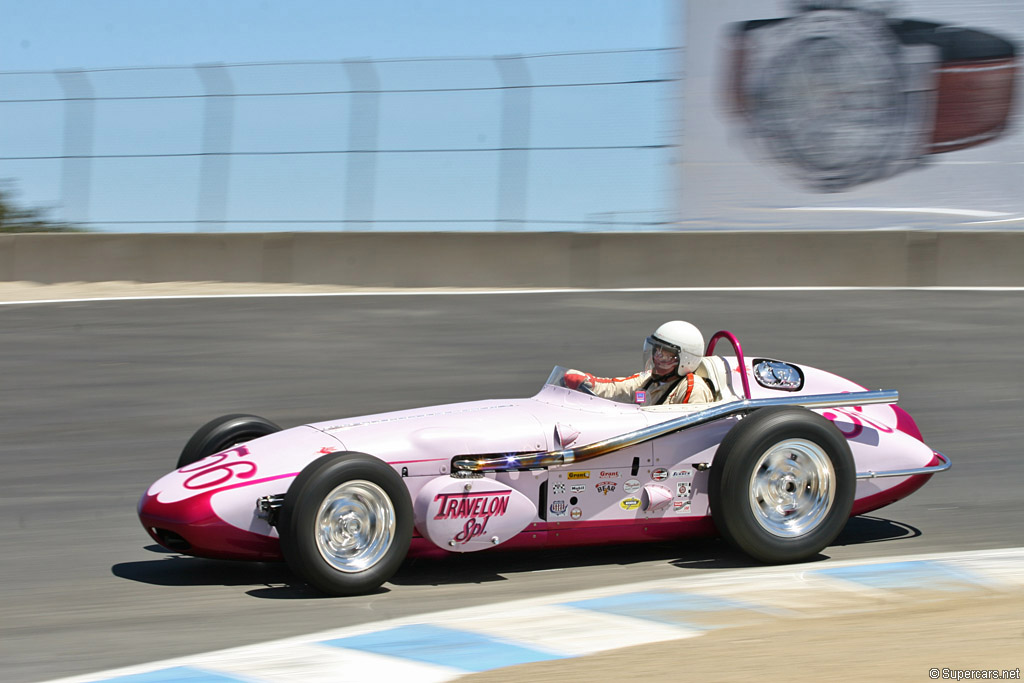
[680,373,695,403]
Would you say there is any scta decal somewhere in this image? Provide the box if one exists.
[673,500,691,514]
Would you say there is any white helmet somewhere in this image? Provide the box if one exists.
[643,320,705,376]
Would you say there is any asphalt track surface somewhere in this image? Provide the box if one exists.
[1,289,1022,682]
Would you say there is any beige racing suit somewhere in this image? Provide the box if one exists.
[573,369,714,406]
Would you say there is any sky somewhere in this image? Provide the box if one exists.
[0,1,680,232]
[3,1,674,70]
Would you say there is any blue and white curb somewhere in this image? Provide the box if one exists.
[46,547,1024,683]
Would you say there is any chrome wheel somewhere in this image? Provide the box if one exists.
[749,438,835,538]
[314,480,395,573]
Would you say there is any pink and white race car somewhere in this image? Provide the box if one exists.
[138,331,949,596]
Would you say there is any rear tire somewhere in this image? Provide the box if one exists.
[709,407,854,563]
[278,452,413,596]
[177,414,281,469]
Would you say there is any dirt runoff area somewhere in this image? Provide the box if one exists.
[461,590,1024,683]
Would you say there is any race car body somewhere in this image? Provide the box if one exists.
[138,331,949,595]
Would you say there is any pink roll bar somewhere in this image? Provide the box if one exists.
[705,330,751,399]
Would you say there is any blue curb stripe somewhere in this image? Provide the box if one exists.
[320,623,566,672]
[97,668,251,682]
[563,590,758,630]
[813,560,992,591]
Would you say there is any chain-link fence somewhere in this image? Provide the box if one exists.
[0,48,679,232]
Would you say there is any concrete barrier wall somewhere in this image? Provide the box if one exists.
[1,231,1022,288]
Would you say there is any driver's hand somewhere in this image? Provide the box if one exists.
[564,372,594,390]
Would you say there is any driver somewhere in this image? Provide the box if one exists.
[564,320,713,406]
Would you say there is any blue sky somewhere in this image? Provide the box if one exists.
[4,1,674,69]
[1,1,680,232]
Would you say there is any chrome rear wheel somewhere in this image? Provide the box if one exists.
[709,407,854,564]
[749,438,836,538]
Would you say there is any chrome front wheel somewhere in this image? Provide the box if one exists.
[279,452,413,596]
[315,480,396,573]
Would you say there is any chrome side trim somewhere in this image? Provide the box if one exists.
[453,389,899,473]
[856,451,951,479]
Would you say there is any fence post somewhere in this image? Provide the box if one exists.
[495,55,531,231]
[195,63,234,232]
[55,69,95,225]
[343,60,380,231]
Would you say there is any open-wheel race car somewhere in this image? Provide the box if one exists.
[138,331,950,596]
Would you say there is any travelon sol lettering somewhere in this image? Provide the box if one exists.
[433,491,511,520]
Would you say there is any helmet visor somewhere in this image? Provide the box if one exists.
[643,335,681,376]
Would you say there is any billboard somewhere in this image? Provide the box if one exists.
[678,0,1022,229]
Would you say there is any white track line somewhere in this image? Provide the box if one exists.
[2,285,1024,306]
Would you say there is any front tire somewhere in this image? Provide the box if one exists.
[278,452,413,596]
[709,407,855,564]
[177,414,281,469]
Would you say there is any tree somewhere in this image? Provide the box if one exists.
[0,182,82,233]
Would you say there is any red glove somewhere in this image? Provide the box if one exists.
[564,372,594,390]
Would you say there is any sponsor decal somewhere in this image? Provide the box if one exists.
[567,472,590,480]
[570,484,586,493]
[551,482,566,495]
[634,390,647,404]
[671,469,692,478]
[623,479,641,494]
[652,468,669,481]
[453,518,490,544]
[431,488,517,546]
[673,500,691,514]
[677,482,692,497]
[599,471,619,478]
[619,497,642,511]
[433,491,510,520]
[596,481,618,496]
[570,507,583,520]
[550,500,568,517]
